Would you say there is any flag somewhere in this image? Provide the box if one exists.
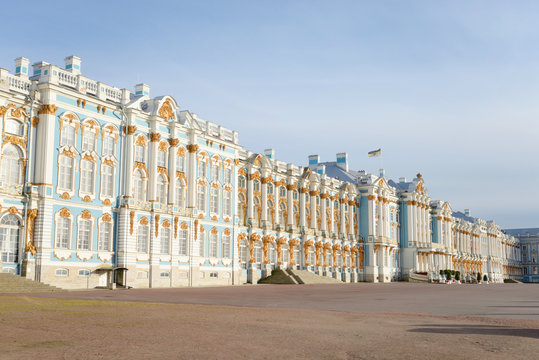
[368,148,381,157]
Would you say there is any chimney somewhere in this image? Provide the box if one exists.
[336,152,348,171]
[317,164,326,175]
[399,177,407,183]
[135,83,150,97]
[14,57,29,78]
[308,154,320,167]
[464,209,470,217]
[379,168,385,178]
[64,55,81,74]
[264,149,274,159]
[32,61,48,77]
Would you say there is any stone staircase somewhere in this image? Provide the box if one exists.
[258,268,343,285]
[0,273,64,293]
[407,272,429,283]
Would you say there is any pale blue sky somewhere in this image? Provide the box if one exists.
[3,1,538,228]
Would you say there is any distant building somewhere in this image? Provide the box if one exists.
[503,228,539,282]
[0,55,522,288]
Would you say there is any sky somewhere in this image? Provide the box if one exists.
[2,0,538,228]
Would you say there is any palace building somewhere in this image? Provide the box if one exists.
[0,56,523,289]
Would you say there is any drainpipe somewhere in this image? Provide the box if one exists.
[20,90,38,277]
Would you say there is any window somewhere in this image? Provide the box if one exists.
[210,187,219,214]
[135,145,145,163]
[293,190,298,200]
[240,240,249,264]
[55,269,69,277]
[269,243,276,264]
[179,228,188,255]
[198,160,206,178]
[81,131,96,152]
[157,150,167,167]
[223,191,232,217]
[137,225,149,253]
[279,203,286,225]
[56,217,71,249]
[77,219,92,250]
[224,168,232,184]
[253,180,260,192]
[209,232,218,257]
[211,164,219,183]
[1,145,22,184]
[222,233,231,258]
[176,180,186,208]
[58,155,75,192]
[199,232,205,257]
[160,227,170,254]
[101,164,114,198]
[102,136,115,156]
[237,193,246,225]
[78,269,90,277]
[279,186,286,198]
[238,176,246,188]
[60,125,76,147]
[98,221,112,251]
[80,160,95,195]
[0,215,20,263]
[197,184,206,212]
[209,272,218,278]
[5,119,23,136]
[254,241,262,264]
[156,175,167,205]
[267,200,273,223]
[268,183,274,195]
[133,170,146,202]
[176,155,185,172]
[160,272,170,278]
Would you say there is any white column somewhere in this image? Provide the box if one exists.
[348,199,354,237]
[124,124,135,197]
[148,132,159,201]
[320,193,327,232]
[261,178,268,222]
[186,142,198,209]
[340,199,346,236]
[168,138,178,204]
[247,174,254,223]
[310,191,317,229]
[299,188,306,228]
[287,185,294,227]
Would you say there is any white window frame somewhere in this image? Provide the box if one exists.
[60,124,76,147]
[102,135,115,157]
[77,217,93,251]
[160,226,171,254]
[223,190,232,218]
[58,154,76,193]
[98,219,113,252]
[137,224,149,253]
[210,187,219,215]
[178,228,188,256]
[80,159,96,196]
[81,129,97,153]
[100,163,115,199]
[0,144,23,185]
[55,215,72,249]
[197,184,206,213]
[221,233,231,259]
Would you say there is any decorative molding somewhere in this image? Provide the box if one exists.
[129,211,135,235]
[102,213,112,222]
[140,217,149,226]
[187,144,199,153]
[60,192,71,199]
[155,215,160,237]
[59,208,71,218]
[158,99,175,121]
[25,208,38,255]
[81,209,92,220]
[168,138,179,147]
[82,195,91,202]
[37,104,58,116]
[150,132,161,142]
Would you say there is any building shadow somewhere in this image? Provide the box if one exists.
[408,324,539,339]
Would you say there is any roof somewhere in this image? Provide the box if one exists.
[388,179,415,192]
[322,162,360,183]
[503,228,539,236]
[452,211,476,223]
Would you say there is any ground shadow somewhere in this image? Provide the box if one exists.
[408,324,539,339]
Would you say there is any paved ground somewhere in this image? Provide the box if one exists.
[1,283,538,359]
[17,282,539,319]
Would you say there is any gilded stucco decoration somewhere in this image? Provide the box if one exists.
[186,144,199,153]
[129,211,135,235]
[102,213,112,222]
[81,209,92,220]
[149,133,161,142]
[25,208,38,255]
[37,104,58,116]
[59,208,71,218]
[140,217,149,226]
[158,99,175,121]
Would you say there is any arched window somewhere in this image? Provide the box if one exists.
[224,167,232,184]
[101,164,114,198]
[210,187,219,214]
[135,144,145,163]
[293,204,299,226]
[133,170,146,202]
[267,200,273,223]
[81,131,96,152]
[157,150,167,168]
[175,179,186,208]
[269,243,276,264]
[267,183,274,195]
[160,227,170,254]
[0,215,20,263]
[102,135,115,156]
[98,221,112,251]
[209,231,218,257]
[197,184,206,212]
[80,160,95,195]
[197,159,207,178]
[293,190,298,200]
[199,231,206,257]
[176,154,185,172]
[77,218,92,250]
[254,241,263,264]
[238,176,246,188]
[223,190,232,217]
[56,216,71,249]
[178,227,188,256]
[279,186,286,198]
[156,175,167,205]
[60,125,76,147]
[279,202,287,225]
[221,233,231,258]
[253,179,260,192]
[137,224,149,253]
[4,119,23,136]
[1,145,22,184]
[211,164,219,183]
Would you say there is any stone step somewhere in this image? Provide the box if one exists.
[288,269,344,284]
[0,273,64,293]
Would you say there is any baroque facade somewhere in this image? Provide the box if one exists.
[503,228,539,283]
[0,56,522,289]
